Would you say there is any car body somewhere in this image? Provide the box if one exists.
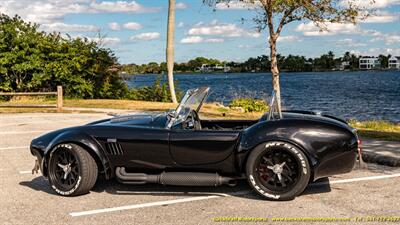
[30,87,359,200]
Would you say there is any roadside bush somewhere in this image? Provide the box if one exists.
[229,98,269,112]
[127,76,182,102]
[348,119,400,132]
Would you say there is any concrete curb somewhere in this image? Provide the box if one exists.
[361,139,400,167]
[362,152,400,167]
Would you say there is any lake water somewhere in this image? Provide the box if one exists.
[126,71,400,122]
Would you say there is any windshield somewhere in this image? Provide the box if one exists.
[166,87,209,128]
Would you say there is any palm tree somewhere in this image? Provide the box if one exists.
[167,0,178,103]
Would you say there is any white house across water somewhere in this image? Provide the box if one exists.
[359,56,380,70]
[388,56,400,69]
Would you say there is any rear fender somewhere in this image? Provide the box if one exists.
[237,120,321,172]
[237,119,357,179]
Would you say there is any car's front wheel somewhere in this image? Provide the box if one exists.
[48,143,98,196]
[246,141,310,200]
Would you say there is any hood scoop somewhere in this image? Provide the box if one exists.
[111,114,156,123]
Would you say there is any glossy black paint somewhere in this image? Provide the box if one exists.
[30,110,358,181]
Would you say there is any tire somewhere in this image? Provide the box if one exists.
[48,143,98,196]
[246,141,310,201]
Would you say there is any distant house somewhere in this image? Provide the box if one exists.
[197,64,231,73]
[388,56,400,69]
[359,56,380,70]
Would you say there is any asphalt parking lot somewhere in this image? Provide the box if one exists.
[1,113,400,225]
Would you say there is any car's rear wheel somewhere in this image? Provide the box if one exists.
[246,141,310,200]
[48,143,98,196]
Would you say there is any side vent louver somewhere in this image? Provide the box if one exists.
[105,139,124,155]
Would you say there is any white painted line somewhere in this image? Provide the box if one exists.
[330,173,400,184]
[19,170,32,174]
[70,190,250,217]
[69,174,400,217]
[70,195,220,217]
[311,173,400,186]
[0,122,39,128]
[0,114,108,119]
[0,146,29,150]
[0,130,49,135]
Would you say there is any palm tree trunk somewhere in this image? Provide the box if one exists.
[167,0,178,103]
[269,36,282,116]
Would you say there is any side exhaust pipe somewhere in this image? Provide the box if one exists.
[115,167,236,187]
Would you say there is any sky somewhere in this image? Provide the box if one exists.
[0,0,399,64]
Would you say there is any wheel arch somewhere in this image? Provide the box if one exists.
[42,131,111,179]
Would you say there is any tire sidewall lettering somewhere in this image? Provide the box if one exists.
[249,174,280,199]
[52,176,81,196]
[265,142,308,175]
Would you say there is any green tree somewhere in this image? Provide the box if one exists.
[0,14,43,91]
[0,14,127,99]
[206,0,365,114]
[349,53,359,70]
[378,54,390,69]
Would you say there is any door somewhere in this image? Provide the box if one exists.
[95,126,174,169]
[169,129,240,165]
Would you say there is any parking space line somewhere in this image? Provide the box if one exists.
[0,130,49,135]
[69,190,250,217]
[0,146,29,150]
[0,114,108,119]
[70,173,400,217]
[330,173,400,184]
[0,122,37,127]
[70,195,221,217]
[19,170,32,174]
[311,173,400,186]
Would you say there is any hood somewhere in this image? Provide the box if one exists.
[31,112,169,153]
[87,112,169,128]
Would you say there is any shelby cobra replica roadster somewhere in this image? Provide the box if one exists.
[30,87,359,200]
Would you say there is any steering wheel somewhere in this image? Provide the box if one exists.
[182,110,201,130]
[191,110,202,130]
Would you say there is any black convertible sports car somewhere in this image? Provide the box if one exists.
[30,87,360,200]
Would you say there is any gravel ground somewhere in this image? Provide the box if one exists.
[1,113,399,225]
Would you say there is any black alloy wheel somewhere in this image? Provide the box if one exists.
[256,148,299,192]
[51,147,80,190]
[48,143,98,196]
[246,142,311,200]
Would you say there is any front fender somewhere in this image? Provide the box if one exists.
[41,129,111,179]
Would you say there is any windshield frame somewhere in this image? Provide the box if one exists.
[166,87,209,129]
[267,90,283,120]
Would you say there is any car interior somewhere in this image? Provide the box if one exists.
[181,109,258,131]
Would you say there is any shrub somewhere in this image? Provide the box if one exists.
[348,119,400,132]
[127,76,182,102]
[229,98,269,112]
